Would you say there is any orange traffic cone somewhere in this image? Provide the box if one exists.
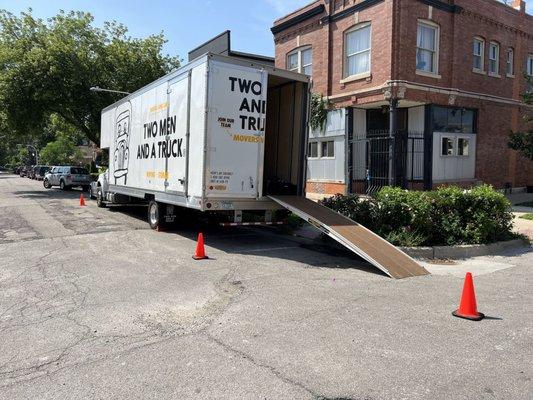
[192,233,208,260]
[79,193,86,207]
[452,272,485,321]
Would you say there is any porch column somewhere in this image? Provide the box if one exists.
[388,98,398,186]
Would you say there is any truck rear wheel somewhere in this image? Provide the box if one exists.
[148,201,161,230]
[96,188,106,208]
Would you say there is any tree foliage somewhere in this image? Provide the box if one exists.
[508,75,533,161]
[0,9,181,149]
[39,132,83,166]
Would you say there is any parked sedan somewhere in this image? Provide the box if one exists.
[33,165,51,180]
[43,166,91,191]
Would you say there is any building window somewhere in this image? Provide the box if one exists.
[416,21,439,74]
[344,23,371,78]
[506,48,514,76]
[441,137,454,156]
[287,46,312,76]
[308,141,318,158]
[488,42,500,75]
[321,141,334,158]
[457,138,470,156]
[527,55,533,76]
[473,37,485,72]
[432,106,476,134]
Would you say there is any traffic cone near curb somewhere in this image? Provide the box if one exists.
[452,272,485,321]
[79,193,86,207]
[192,233,208,260]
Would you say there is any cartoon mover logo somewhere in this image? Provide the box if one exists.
[113,102,131,185]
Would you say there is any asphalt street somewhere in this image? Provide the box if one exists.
[0,173,532,400]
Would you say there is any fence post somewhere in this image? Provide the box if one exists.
[388,98,398,187]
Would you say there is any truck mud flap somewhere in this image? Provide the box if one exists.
[268,195,429,279]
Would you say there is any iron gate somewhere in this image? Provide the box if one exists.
[351,130,427,195]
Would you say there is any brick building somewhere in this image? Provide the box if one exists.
[271,0,533,197]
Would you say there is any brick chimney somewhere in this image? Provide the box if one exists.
[512,0,526,13]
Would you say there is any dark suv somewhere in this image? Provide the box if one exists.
[44,166,91,191]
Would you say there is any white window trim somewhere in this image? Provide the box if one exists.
[488,41,500,77]
[472,36,485,73]
[440,136,455,157]
[416,19,440,76]
[527,54,533,77]
[506,48,514,78]
[287,46,312,75]
[307,141,319,159]
[343,22,372,80]
[320,140,335,159]
[456,137,471,157]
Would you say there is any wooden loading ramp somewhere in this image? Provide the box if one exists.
[269,195,429,279]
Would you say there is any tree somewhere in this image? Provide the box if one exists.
[0,9,180,146]
[508,75,533,161]
[39,132,83,166]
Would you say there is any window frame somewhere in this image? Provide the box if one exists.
[506,48,514,77]
[440,137,455,157]
[416,20,440,76]
[527,54,533,77]
[472,37,485,73]
[343,22,372,80]
[488,41,500,77]
[457,137,470,157]
[308,141,319,159]
[320,141,335,159]
[286,46,312,76]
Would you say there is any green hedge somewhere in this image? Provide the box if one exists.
[320,185,514,247]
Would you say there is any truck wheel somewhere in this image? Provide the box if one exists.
[96,188,106,208]
[147,201,161,230]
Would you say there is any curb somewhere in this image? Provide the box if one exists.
[401,239,530,260]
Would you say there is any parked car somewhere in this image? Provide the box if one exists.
[43,166,91,191]
[33,165,50,180]
[26,165,35,178]
[19,166,29,177]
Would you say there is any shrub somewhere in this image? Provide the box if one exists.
[320,185,514,247]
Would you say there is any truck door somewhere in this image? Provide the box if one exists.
[164,72,189,194]
[206,61,268,199]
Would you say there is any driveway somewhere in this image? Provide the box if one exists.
[0,173,532,400]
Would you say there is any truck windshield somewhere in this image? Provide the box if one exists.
[71,168,88,175]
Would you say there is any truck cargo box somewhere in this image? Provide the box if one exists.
[99,53,310,214]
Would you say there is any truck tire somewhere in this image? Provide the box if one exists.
[147,200,162,230]
[96,188,106,208]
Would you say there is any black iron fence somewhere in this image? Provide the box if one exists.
[351,130,428,195]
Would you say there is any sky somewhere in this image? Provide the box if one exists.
[0,0,311,60]
[1,0,531,61]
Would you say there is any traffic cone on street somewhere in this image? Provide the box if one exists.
[452,272,485,321]
[192,233,208,260]
[79,193,86,207]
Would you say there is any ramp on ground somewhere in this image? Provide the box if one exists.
[269,195,429,279]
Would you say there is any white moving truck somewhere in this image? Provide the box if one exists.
[95,53,310,228]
